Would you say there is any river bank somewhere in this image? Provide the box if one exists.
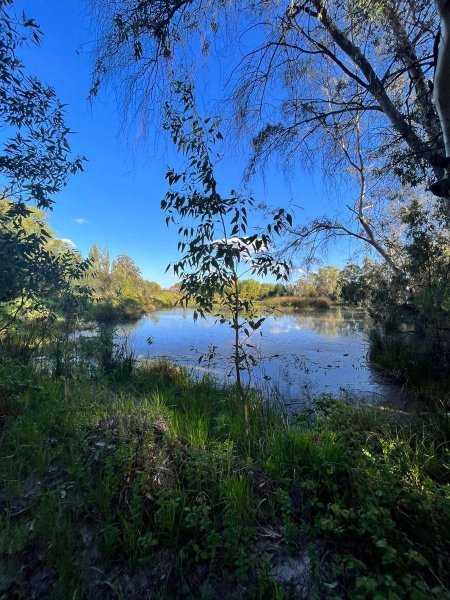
[368,329,450,407]
[1,356,449,599]
[88,294,351,326]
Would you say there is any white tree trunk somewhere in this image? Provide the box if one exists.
[434,1,450,164]
[429,0,450,202]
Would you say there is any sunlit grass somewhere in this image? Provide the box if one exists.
[0,356,449,599]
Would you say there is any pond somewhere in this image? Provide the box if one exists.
[118,308,404,408]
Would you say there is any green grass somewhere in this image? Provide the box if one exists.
[255,295,332,311]
[0,357,449,599]
[368,329,450,403]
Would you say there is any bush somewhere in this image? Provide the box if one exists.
[0,357,37,417]
[369,329,450,401]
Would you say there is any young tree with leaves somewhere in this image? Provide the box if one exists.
[163,82,291,442]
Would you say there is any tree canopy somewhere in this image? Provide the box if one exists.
[0,1,88,329]
[90,0,449,277]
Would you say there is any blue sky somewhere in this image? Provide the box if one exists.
[17,0,358,286]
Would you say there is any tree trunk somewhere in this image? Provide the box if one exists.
[233,279,249,445]
[309,0,436,173]
[431,0,450,198]
[385,5,441,149]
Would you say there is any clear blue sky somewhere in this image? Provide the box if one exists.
[17,0,358,286]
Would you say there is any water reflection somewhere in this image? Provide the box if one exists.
[291,309,367,337]
[118,308,401,407]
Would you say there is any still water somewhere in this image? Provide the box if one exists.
[118,308,402,407]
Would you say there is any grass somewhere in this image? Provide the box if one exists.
[255,296,332,311]
[0,355,449,599]
[368,329,450,403]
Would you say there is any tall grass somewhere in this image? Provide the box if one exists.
[0,353,449,599]
[257,295,332,311]
[369,329,450,402]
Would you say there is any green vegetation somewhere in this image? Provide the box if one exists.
[0,352,449,599]
[0,200,91,334]
[0,210,179,329]
[162,82,291,442]
[0,2,449,599]
[369,330,450,403]
[210,267,357,311]
[86,246,180,322]
[0,0,88,333]
[89,0,450,394]
[256,295,332,311]
[232,266,364,311]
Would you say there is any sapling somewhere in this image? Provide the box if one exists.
[162,82,291,443]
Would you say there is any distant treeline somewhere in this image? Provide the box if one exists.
[86,245,180,322]
[2,198,443,334]
[85,255,370,321]
[214,264,389,310]
[0,197,386,329]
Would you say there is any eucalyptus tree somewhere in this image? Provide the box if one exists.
[91,1,449,205]
[433,0,450,196]
[163,82,290,441]
[0,1,87,329]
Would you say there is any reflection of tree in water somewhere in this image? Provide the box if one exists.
[119,313,161,339]
[127,309,194,332]
[294,309,367,338]
[146,313,161,324]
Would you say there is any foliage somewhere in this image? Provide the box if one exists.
[86,245,180,321]
[294,266,341,302]
[0,2,87,330]
[348,200,450,375]
[369,329,450,402]
[145,280,162,294]
[235,280,292,301]
[216,265,357,309]
[401,201,449,346]
[86,323,136,379]
[336,203,449,379]
[0,351,448,599]
[162,81,291,440]
[238,278,263,300]
[338,264,370,306]
[288,397,450,599]
[0,201,91,333]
